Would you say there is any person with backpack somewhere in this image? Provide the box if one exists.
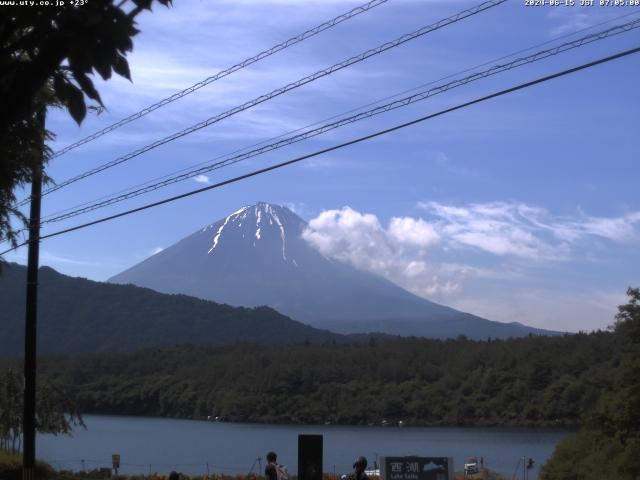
[265,451,289,480]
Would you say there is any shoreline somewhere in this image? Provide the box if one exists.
[73,412,579,431]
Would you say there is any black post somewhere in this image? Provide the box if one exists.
[298,434,323,480]
[23,112,44,480]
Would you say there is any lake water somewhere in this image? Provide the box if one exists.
[37,415,570,479]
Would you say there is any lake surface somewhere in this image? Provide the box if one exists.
[37,415,570,479]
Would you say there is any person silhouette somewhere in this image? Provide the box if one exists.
[265,451,289,480]
[352,457,369,480]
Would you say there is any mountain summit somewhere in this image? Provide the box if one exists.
[110,202,554,339]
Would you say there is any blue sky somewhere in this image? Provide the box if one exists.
[4,0,640,332]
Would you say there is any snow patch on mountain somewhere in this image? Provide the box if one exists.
[208,206,249,254]
[255,207,263,240]
[206,203,290,260]
[265,204,287,260]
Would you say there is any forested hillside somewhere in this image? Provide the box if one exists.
[33,331,616,427]
[0,263,344,356]
[540,288,640,480]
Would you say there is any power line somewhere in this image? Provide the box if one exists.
[38,18,640,225]
[39,10,640,223]
[21,0,506,206]
[3,45,638,256]
[51,0,391,159]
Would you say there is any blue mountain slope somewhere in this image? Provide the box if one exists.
[110,202,558,339]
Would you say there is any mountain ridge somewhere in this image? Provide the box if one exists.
[0,262,347,357]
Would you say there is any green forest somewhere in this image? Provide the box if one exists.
[18,329,614,427]
[540,288,640,480]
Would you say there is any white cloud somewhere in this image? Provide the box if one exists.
[545,7,629,38]
[417,201,640,260]
[302,206,457,298]
[562,212,640,243]
[418,201,564,260]
[301,203,640,316]
[281,202,317,219]
[12,251,117,270]
[547,10,593,36]
[193,175,211,185]
[303,207,394,271]
[388,217,439,248]
[1,249,125,278]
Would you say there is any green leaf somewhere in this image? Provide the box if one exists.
[52,73,67,101]
[112,54,131,81]
[73,72,103,106]
[132,0,153,10]
[52,73,86,124]
[65,83,86,124]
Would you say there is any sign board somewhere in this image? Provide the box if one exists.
[112,454,120,470]
[380,456,454,480]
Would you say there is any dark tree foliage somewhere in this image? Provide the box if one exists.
[541,288,640,480]
[17,329,617,428]
[0,369,84,454]
[0,263,344,357]
[0,0,171,251]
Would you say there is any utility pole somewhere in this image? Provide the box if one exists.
[22,108,44,480]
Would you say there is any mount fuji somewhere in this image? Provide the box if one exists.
[109,202,555,339]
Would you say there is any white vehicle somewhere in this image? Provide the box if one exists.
[464,457,479,476]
